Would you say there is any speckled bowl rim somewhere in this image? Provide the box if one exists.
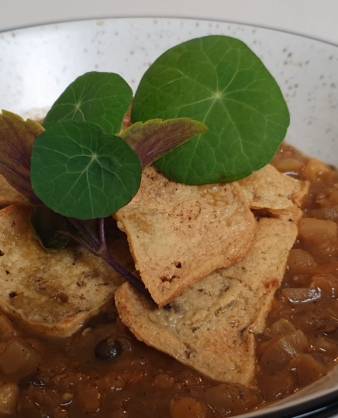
[1,16,338,418]
[1,15,338,49]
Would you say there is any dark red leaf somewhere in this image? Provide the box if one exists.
[0,110,44,203]
[120,118,207,167]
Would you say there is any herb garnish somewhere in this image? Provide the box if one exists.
[45,72,133,135]
[0,111,44,203]
[120,118,207,167]
[132,35,290,184]
[31,121,142,219]
[0,35,290,295]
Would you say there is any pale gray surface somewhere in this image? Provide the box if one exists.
[0,17,338,417]
[1,0,338,44]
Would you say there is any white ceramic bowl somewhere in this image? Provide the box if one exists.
[1,17,338,417]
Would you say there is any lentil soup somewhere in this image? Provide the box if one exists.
[0,145,337,418]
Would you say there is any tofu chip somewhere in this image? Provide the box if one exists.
[115,218,297,385]
[116,167,256,306]
[240,165,309,220]
[0,205,122,338]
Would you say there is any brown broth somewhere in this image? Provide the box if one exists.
[1,145,338,418]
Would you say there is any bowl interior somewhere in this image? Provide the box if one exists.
[0,17,338,417]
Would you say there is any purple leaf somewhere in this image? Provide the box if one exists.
[0,110,44,203]
[120,118,207,167]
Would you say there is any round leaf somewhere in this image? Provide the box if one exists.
[31,121,141,220]
[45,72,133,135]
[132,35,290,184]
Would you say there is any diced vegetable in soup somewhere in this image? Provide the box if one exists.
[0,145,334,417]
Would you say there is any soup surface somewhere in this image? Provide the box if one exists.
[0,145,338,418]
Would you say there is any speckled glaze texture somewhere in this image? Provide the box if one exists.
[0,18,338,417]
[0,18,337,165]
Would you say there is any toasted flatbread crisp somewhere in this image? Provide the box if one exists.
[116,166,256,307]
[240,164,309,220]
[115,218,297,386]
[0,205,122,338]
[0,175,27,207]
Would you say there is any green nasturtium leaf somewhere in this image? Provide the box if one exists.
[132,35,290,184]
[31,121,142,220]
[120,118,207,167]
[0,110,44,202]
[45,72,133,135]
